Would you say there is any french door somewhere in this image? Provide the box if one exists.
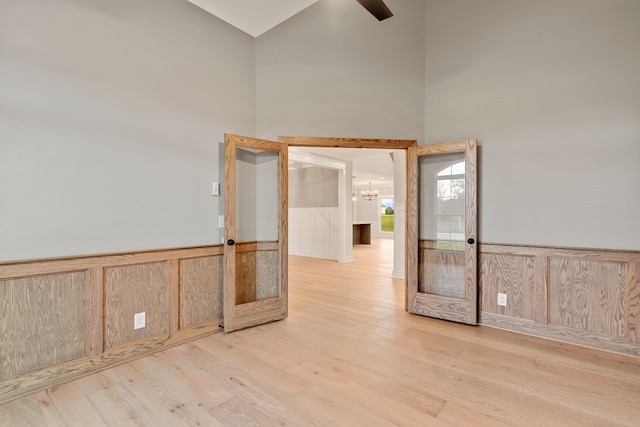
[407,140,478,324]
[223,134,288,332]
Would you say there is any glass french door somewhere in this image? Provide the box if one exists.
[223,134,288,332]
[406,140,477,325]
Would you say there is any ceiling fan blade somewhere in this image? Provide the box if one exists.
[356,0,393,21]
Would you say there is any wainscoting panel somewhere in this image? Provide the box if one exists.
[479,253,536,320]
[289,207,339,260]
[104,262,170,350]
[0,272,86,381]
[235,247,257,305]
[256,245,279,300]
[549,257,626,337]
[233,241,279,305]
[0,245,224,404]
[179,255,223,328]
[478,243,640,357]
[418,245,465,299]
[625,262,640,343]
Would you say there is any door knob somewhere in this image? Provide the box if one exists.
[227,239,235,246]
[467,238,475,244]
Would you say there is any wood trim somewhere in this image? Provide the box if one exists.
[278,136,417,149]
[223,134,237,332]
[480,312,640,357]
[0,244,224,267]
[168,259,180,334]
[234,241,279,252]
[464,139,478,325]
[232,298,283,331]
[85,267,104,356]
[534,254,548,325]
[480,242,640,260]
[624,262,640,343]
[280,142,289,319]
[235,242,258,253]
[405,144,418,312]
[415,140,469,155]
[227,133,284,151]
[0,246,223,279]
[414,293,470,324]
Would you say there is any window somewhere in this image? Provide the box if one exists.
[380,198,394,232]
[436,161,465,250]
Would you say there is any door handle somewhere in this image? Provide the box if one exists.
[227,239,235,246]
[467,238,475,244]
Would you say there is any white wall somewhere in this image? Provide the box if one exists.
[424,0,640,251]
[289,167,339,208]
[289,208,339,260]
[4,0,637,262]
[0,0,256,261]
[255,0,426,142]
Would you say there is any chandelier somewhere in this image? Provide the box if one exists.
[361,182,378,201]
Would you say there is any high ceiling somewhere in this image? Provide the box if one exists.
[187,1,396,191]
[186,0,320,37]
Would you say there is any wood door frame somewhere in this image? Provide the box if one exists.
[279,136,417,310]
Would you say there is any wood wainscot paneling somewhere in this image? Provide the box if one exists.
[479,253,536,321]
[549,258,626,337]
[256,241,279,300]
[478,243,640,357]
[235,242,257,305]
[104,262,169,350]
[234,241,280,305]
[0,245,223,404]
[419,241,465,299]
[0,272,86,381]
[179,255,223,328]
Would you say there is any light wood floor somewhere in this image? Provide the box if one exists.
[2,239,640,426]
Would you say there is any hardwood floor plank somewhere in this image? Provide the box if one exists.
[0,395,46,427]
[36,386,108,427]
[436,402,512,427]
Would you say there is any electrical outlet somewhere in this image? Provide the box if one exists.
[134,312,146,330]
[497,293,507,307]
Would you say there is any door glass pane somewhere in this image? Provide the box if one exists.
[235,147,280,305]
[418,152,465,299]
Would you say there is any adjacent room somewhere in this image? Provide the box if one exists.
[1,0,639,424]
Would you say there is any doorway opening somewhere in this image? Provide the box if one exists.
[281,136,416,283]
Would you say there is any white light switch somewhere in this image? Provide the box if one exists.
[218,215,224,228]
[212,182,220,196]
